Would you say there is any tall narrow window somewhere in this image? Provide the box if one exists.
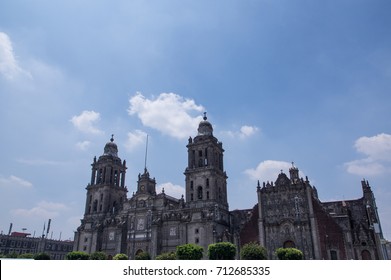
[97,169,103,183]
[93,200,98,212]
[198,150,203,167]
[192,150,196,168]
[114,170,118,186]
[197,186,203,200]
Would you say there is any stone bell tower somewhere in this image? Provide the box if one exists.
[74,135,128,254]
[184,113,230,251]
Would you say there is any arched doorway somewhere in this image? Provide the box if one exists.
[283,240,295,248]
[135,249,144,256]
[361,250,371,260]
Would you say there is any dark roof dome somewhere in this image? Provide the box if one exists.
[197,112,213,136]
[103,134,118,157]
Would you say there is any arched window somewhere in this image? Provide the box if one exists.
[197,186,203,200]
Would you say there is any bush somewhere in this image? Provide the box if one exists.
[66,251,90,260]
[240,242,267,260]
[275,248,303,260]
[113,253,128,260]
[18,253,34,259]
[155,252,176,260]
[34,252,51,260]
[176,244,204,260]
[135,252,151,260]
[89,251,107,260]
[5,252,19,259]
[208,242,236,260]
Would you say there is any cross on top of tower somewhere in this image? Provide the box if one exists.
[203,112,207,121]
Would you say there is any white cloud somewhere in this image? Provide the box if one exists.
[240,125,258,138]
[76,140,91,151]
[125,130,147,152]
[128,92,205,139]
[0,32,31,80]
[11,201,68,219]
[345,133,391,176]
[244,160,296,182]
[354,133,391,161]
[345,159,386,176]
[70,110,103,134]
[0,175,33,189]
[156,182,185,198]
[224,125,259,139]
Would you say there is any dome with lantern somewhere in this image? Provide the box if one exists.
[103,134,118,157]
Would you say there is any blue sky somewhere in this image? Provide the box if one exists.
[0,0,390,241]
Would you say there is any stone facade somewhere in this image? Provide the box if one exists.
[252,167,386,259]
[74,116,387,259]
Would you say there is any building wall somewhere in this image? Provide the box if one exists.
[0,234,73,259]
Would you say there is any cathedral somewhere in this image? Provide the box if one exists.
[73,115,387,259]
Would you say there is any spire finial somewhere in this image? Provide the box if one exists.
[144,134,149,171]
[110,134,114,142]
[203,112,207,121]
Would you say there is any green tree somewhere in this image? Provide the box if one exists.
[34,252,51,260]
[155,251,176,260]
[208,242,236,260]
[240,242,267,260]
[113,253,128,260]
[89,251,107,260]
[65,251,90,260]
[176,243,204,260]
[135,252,151,260]
[275,248,303,260]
